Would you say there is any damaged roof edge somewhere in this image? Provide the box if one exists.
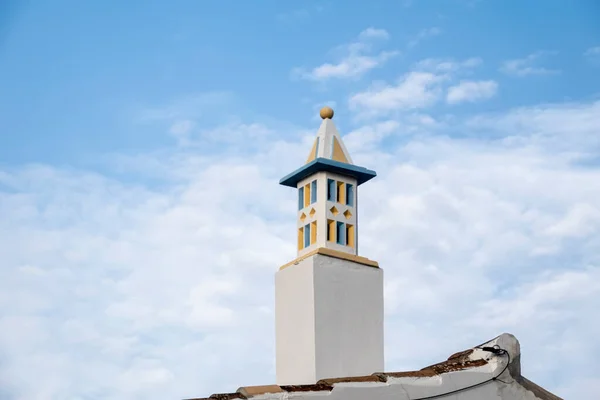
[185,333,563,400]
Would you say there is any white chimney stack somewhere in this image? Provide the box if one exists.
[275,107,384,385]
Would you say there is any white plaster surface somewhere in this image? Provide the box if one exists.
[311,118,354,164]
[275,256,316,385]
[275,254,384,385]
[313,254,384,380]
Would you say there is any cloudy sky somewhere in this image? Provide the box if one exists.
[1,0,599,399]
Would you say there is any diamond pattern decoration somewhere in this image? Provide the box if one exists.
[343,210,352,219]
[330,206,339,216]
[300,212,307,221]
[309,208,316,217]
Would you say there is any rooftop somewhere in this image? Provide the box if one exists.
[185,333,563,400]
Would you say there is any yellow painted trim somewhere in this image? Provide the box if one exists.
[306,138,318,164]
[310,221,317,245]
[298,227,304,250]
[280,247,379,270]
[327,219,335,242]
[336,181,346,204]
[347,224,355,248]
[332,137,349,163]
[304,183,310,207]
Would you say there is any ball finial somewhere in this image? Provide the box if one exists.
[319,106,334,120]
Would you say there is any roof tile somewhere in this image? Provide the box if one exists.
[237,385,283,398]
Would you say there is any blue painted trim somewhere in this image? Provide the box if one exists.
[346,184,354,206]
[304,223,311,248]
[280,158,377,188]
[311,180,317,203]
[327,179,335,202]
[336,221,345,245]
[298,187,304,210]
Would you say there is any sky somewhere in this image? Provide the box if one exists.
[0,0,599,399]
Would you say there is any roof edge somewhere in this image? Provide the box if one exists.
[186,333,563,400]
[279,158,377,188]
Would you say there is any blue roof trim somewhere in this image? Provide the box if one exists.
[279,158,377,187]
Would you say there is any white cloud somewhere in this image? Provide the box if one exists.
[584,46,600,65]
[348,57,486,116]
[584,46,600,57]
[292,28,399,81]
[500,51,560,76]
[407,27,442,48]
[2,99,600,399]
[359,27,390,40]
[344,120,401,150]
[349,71,446,115]
[304,52,397,81]
[545,203,600,238]
[415,57,482,72]
[169,119,195,145]
[465,100,600,153]
[557,377,600,400]
[446,80,498,104]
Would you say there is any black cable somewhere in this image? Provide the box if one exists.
[410,345,511,400]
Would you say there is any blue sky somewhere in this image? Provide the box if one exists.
[1,0,599,165]
[1,1,600,399]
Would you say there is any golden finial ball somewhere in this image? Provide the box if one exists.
[319,106,334,119]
